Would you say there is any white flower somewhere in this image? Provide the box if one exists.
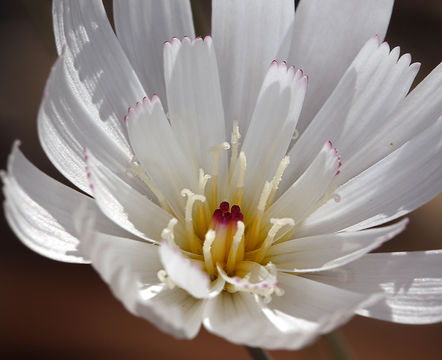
[2,0,442,350]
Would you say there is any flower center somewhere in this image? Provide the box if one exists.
[128,117,293,301]
[164,124,294,301]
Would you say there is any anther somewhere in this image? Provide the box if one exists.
[211,202,244,228]
[220,201,229,213]
[231,205,241,214]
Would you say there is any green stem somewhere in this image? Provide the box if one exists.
[245,346,273,360]
[325,330,355,360]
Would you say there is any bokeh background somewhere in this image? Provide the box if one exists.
[0,1,441,359]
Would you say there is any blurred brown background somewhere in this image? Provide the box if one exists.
[0,1,441,359]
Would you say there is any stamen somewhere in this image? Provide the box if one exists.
[228,122,241,182]
[258,181,273,212]
[157,269,176,289]
[226,221,245,274]
[266,156,290,208]
[218,262,283,303]
[181,189,206,253]
[203,230,216,277]
[160,218,178,246]
[208,142,231,209]
[198,168,211,195]
[246,181,272,251]
[127,157,172,213]
[233,152,247,206]
[195,169,212,236]
[253,218,295,263]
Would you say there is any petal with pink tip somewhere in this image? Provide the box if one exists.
[113,0,194,103]
[212,0,295,136]
[289,0,393,133]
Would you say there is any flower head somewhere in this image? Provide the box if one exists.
[2,0,442,350]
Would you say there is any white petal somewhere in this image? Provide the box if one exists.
[282,38,420,192]
[164,37,227,173]
[80,229,204,338]
[270,273,383,334]
[85,150,172,242]
[204,273,381,350]
[113,0,194,102]
[297,117,442,236]
[307,251,442,324]
[267,219,408,272]
[336,50,419,183]
[1,143,124,263]
[126,96,198,215]
[136,286,205,339]
[52,0,145,149]
[240,62,307,209]
[203,291,320,350]
[159,241,224,299]
[212,0,295,135]
[217,262,278,293]
[289,0,394,132]
[265,142,340,225]
[343,62,442,183]
[38,54,145,196]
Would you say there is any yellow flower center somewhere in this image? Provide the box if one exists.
[130,122,293,299]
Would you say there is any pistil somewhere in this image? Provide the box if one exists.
[195,169,212,237]
[233,152,246,206]
[181,189,205,253]
[226,221,245,274]
[127,157,172,213]
[228,121,241,182]
[266,156,290,208]
[208,142,230,209]
[203,230,216,277]
[161,218,178,246]
[246,181,273,251]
